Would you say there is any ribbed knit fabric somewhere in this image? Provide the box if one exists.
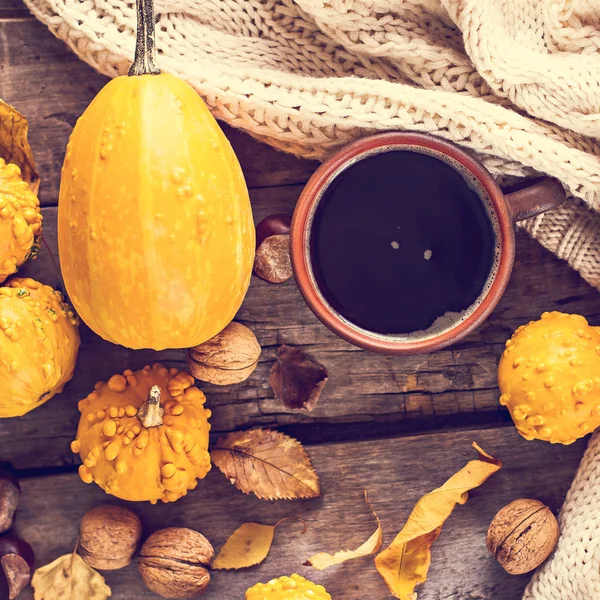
[524,431,600,599]
[20,1,600,597]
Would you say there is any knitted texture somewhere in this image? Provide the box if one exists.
[524,431,600,599]
[22,0,600,294]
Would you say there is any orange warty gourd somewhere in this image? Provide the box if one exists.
[0,159,42,282]
[0,278,79,417]
[246,575,332,600]
[57,0,254,350]
[71,364,212,503]
[499,312,600,444]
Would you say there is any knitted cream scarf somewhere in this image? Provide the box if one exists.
[22,0,600,596]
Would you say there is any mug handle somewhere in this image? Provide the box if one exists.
[503,177,566,222]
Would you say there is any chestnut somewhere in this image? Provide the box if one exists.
[0,468,20,535]
[255,214,291,249]
[254,215,293,284]
[0,535,34,599]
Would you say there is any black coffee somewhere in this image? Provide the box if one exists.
[309,150,497,335]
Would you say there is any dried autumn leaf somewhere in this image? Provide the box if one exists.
[0,99,40,194]
[374,443,502,600]
[270,345,328,411]
[213,517,305,570]
[32,552,111,600]
[211,428,320,500]
[305,490,382,570]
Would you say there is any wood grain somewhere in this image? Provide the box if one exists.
[1,205,596,470]
[12,427,586,600]
[0,0,30,19]
[0,17,318,208]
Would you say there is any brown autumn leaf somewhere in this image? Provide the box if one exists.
[0,99,40,194]
[32,551,111,600]
[269,345,328,411]
[305,490,382,570]
[211,428,321,500]
[374,443,502,600]
[213,517,306,570]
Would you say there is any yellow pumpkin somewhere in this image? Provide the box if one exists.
[246,575,332,600]
[0,278,79,417]
[71,364,212,503]
[499,312,600,444]
[0,159,42,282]
[57,0,254,351]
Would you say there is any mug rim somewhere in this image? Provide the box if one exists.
[290,132,516,355]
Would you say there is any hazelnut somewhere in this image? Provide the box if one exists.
[486,498,559,574]
[254,215,292,284]
[79,505,142,570]
[0,467,20,534]
[138,527,214,598]
[187,322,261,385]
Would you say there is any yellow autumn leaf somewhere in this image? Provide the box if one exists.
[213,517,306,570]
[374,443,502,600]
[0,99,40,194]
[32,552,111,600]
[305,491,382,570]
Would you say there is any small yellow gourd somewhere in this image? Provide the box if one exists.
[0,278,79,417]
[498,311,600,444]
[0,159,42,282]
[246,575,332,600]
[72,364,212,503]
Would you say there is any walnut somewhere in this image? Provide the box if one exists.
[486,498,559,574]
[187,322,261,385]
[138,527,214,598]
[79,505,142,570]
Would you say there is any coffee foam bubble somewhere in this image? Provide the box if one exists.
[305,143,503,343]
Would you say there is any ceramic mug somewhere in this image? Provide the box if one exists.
[290,132,565,355]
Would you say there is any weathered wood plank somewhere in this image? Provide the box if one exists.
[1,0,28,9]
[0,205,595,470]
[0,0,30,19]
[12,427,586,599]
[0,17,318,207]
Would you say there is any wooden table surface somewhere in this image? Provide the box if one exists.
[1,4,598,599]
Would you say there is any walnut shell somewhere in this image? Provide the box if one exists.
[486,499,559,574]
[79,505,142,570]
[187,322,261,385]
[138,527,214,598]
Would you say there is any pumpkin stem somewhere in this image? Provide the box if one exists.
[129,0,161,76]
[137,385,164,428]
